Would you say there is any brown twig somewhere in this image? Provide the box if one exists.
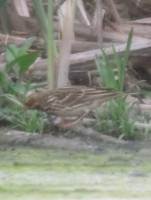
[105,0,122,24]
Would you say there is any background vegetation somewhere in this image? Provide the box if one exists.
[0,0,150,139]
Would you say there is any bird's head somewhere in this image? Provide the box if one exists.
[25,89,47,110]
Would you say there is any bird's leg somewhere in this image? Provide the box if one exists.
[58,112,89,130]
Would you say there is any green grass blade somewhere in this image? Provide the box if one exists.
[123,28,133,69]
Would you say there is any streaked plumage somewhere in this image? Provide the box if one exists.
[25,86,121,129]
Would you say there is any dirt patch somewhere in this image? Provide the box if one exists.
[0,126,143,151]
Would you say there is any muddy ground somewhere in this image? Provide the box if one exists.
[0,127,151,200]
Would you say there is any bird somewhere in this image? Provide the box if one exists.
[25,86,121,129]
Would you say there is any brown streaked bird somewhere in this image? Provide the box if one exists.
[25,86,121,129]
